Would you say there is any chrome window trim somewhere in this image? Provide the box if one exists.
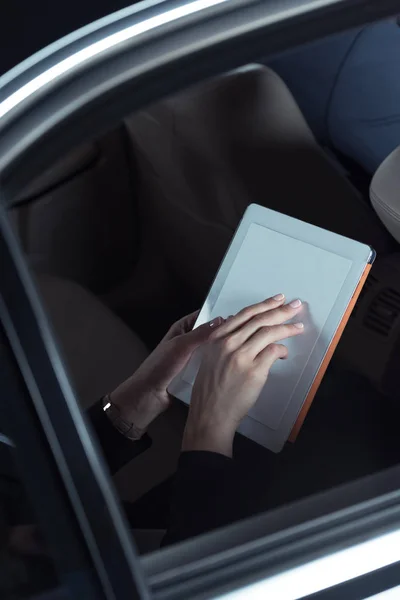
[1,0,400,190]
[144,464,400,598]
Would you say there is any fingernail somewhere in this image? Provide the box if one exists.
[273,293,285,301]
[289,299,302,308]
[294,322,304,329]
[209,316,223,328]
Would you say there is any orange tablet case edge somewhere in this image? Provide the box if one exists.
[288,263,372,442]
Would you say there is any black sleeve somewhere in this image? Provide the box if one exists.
[87,400,151,475]
[163,451,255,546]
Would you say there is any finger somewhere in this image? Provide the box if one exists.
[219,300,303,350]
[256,343,289,372]
[244,322,304,360]
[213,294,286,338]
[165,316,224,377]
[182,316,225,347]
[163,310,200,340]
[179,310,200,333]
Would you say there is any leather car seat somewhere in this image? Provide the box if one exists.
[13,129,138,295]
[126,64,391,303]
[35,274,185,552]
[268,20,400,175]
[35,273,148,407]
[10,130,181,346]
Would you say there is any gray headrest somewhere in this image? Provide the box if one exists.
[370,146,400,242]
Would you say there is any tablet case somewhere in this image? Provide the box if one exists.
[169,204,375,451]
[288,262,371,441]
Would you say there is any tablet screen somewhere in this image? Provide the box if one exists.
[182,223,352,429]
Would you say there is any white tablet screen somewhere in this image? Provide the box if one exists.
[182,223,352,430]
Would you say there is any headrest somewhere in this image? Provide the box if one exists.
[370,146,400,242]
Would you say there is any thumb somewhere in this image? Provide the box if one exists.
[171,317,224,376]
[181,316,224,347]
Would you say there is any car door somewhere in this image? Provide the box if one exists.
[2,1,400,599]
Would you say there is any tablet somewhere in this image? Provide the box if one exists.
[168,204,374,452]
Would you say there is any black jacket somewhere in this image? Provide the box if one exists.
[0,401,250,547]
[88,401,250,545]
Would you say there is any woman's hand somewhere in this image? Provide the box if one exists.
[110,311,223,431]
[182,295,304,457]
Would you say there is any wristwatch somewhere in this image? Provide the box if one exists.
[102,395,145,441]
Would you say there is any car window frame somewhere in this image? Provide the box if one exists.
[2,0,400,598]
[2,0,400,199]
[0,202,150,600]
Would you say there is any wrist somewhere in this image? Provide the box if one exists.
[182,420,235,457]
[110,373,170,429]
[102,395,147,441]
[111,391,152,431]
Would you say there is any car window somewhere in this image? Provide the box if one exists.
[3,1,400,599]
[366,587,400,600]
[0,435,63,600]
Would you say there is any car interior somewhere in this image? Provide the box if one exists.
[7,39,400,554]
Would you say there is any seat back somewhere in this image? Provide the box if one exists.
[126,65,390,302]
[11,129,138,294]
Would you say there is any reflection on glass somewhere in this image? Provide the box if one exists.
[0,435,60,599]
